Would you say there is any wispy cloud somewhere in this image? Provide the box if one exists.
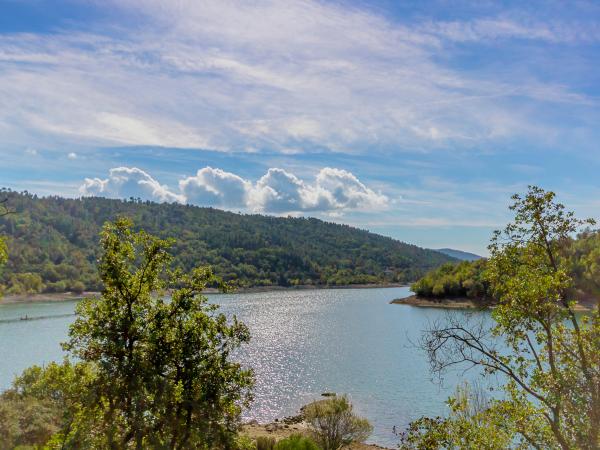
[0,0,596,154]
[422,17,600,44]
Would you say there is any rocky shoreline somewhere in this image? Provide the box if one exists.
[242,409,392,450]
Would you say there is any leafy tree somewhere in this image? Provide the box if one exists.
[57,218,255,449]
[0,359,94,448]
[406,186,600,449]
[0,197,11,296]
[400,383,514,450]
[304,395,372,449]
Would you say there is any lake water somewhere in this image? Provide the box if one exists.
[0,287,486,447]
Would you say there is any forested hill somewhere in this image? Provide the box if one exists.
[435,248,482,261]
[0,190,454,295]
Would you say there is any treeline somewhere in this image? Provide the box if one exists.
[411,259,489,300]
[0,190,453,295]
[411,230,600,303]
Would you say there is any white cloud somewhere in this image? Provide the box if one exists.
[0,1,595,154]
[315,167,388,210]
[423,17,600,44]
[80,166,388,214]
[252,168,314,212]
[67,152,77,159]
[80,167,184,203]
[249,167,387,213]
[179,167,251,208]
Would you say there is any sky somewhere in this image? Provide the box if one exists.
[1,0,600,255]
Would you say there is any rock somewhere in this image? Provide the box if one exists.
[321,392,336,397]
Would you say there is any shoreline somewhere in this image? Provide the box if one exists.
[242,402,393,450]
[390,295,484,309]
[1,283,408,305]
[391,294,597,311]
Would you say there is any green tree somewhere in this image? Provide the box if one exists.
[0,197,11,296]
[405,186,600,449]
[60,217,254,449]
[304,395,372,449]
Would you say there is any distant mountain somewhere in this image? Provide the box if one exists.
[435,248,483,261]
[0,190,455,295]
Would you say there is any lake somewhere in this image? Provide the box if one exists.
[0,287,486,447]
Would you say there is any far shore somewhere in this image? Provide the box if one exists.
[390,295,484,309]
[391,294,597,311]
[1,283,408,305]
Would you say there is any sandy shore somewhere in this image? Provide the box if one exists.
[390,295,485,309]
[1,284,407,305]
[391,294,597,311]
[0,291,99,304]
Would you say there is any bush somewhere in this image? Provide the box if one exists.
[304,395,372,450]
[256,436,276,450]
[274,434,320,450]
[68,280,85,294]
[235,435,257,450]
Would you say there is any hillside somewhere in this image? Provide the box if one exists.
[0,190,454,295]
[412,230,600,308]
[435,248,482,261]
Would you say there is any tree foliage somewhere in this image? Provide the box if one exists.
[404,186,600,449]
[304,396,372,449]
[412,224,600,307]
[0,190,453,295]
[411,259,489,300]
[0,218,254,449]
[400,383,515,450]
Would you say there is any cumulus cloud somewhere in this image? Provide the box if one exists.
[80,167,184,203]
[80,166,388,214]
[252,168,310,212]
[179,167,251,208]
[315,168,389,210]
[250,167,388,212]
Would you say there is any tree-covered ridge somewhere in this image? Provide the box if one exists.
[0,190,454,295]
[412,229,600,304]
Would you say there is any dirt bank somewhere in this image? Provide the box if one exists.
[391,294,597,311]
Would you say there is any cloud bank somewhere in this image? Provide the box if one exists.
[80,166,388,214]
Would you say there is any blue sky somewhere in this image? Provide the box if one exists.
[1,0,599,255]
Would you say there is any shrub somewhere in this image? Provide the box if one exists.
[68,280,85,294]
[274,434,320,450]
[304,395,372,450]
[256,436,276,450]
[235,435,257,450]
